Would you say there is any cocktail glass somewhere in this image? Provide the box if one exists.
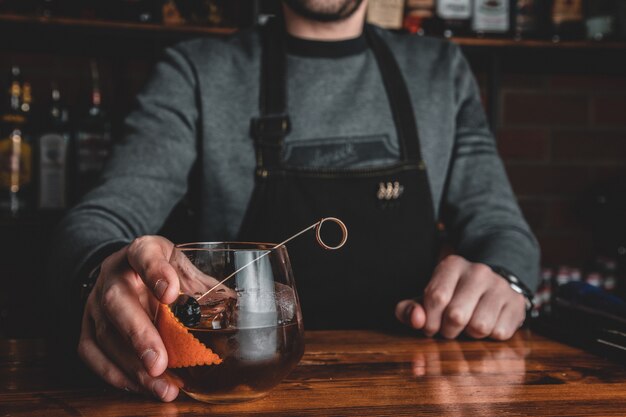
[154,242,305,404]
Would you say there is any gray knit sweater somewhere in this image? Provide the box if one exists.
[49,26,540,305]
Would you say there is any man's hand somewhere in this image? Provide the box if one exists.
[77,236,181,402]
[395,255,526,340]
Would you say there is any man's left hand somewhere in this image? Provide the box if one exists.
[395,255,526,340]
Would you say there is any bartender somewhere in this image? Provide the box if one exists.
[49,0,540,402]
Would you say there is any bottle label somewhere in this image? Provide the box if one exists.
[39,133,68,209]
[552,0,583,25]
[437,0,471,19]
[76,131,111,173]
[473,0,510,32]
[367,0,405,29]
[0,114,26,125]
[0,130,32,191]
[586,16,616,40]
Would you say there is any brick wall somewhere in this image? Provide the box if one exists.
[494,73,626,267]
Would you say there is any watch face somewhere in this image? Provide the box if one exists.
[509,282,524,295]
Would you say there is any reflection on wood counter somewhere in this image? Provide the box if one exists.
[1,329,626,416]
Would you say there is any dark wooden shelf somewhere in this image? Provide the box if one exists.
[452,36,626,50]
[1,13,625,50]
[0,13,237,36]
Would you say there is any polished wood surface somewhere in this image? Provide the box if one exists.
[1,330,626,416]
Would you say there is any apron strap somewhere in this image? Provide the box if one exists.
[250,18,291,170]
[364,24,423,164]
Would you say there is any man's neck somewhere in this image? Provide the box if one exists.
[282,1,367,41]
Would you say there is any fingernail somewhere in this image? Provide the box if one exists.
[153,379,169,400]
[154,279,168,300]
[141,348,158,371]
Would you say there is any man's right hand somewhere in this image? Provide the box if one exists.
[77,235,181,402]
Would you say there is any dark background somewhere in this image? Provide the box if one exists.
[1,0,625,337]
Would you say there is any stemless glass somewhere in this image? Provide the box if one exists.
[154,242,305,404]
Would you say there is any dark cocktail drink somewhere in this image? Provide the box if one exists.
[170,322,304,403]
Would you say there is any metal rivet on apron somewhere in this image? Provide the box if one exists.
[377,181,404,200]
[418,160,426,171]
[257,169,269,178]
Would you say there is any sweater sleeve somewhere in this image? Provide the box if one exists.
[47,45,199,305]
[441,44,541,292]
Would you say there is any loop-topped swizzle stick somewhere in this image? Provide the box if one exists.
[197,217,347,302]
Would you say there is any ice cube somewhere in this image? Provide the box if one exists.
[198,292,237,330]
[275,283,297,324]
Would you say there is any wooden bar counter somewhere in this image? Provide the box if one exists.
[1,329,626,416]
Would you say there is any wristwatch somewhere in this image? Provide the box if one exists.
[489,265,534,313]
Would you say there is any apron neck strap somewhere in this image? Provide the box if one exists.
[250,20,424,170]
[250,18,291,170]
[364,24,422,164]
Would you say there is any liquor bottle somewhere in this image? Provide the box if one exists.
[162,0,185,26]
[367,0,405,30]
[174,0,229,27]
[585,0,617,41]
[551,0,585,42]
[472,0,511,37]
[37,84,70,210]
[404,0,440,36]
[513,0,549,40]
[0,66,33,216]
[74,61,112,201]
[437,0,472,38]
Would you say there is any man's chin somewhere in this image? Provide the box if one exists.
[283,0,364,23]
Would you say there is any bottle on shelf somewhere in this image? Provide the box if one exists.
[161,0,185,26]
[472,0,512,38]
[37,83,71,210]
[403,0,440,36]
[436,0,472,38]
[73,60,112,201]
[367,0,405,30]
[585,0,617,41]
[513,0,550,40]
[0,65,34,216]
[173,0,232,27]
[551,0,586,42]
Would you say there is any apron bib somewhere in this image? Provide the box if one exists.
[239,21,439,329]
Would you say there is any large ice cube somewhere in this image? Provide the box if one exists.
[197,290,237,330]
[275,283,297,324]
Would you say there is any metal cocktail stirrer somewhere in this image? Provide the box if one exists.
[197,217,348,302]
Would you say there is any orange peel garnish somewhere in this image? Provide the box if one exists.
[155,303,222,368]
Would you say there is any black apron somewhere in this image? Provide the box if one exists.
[238,21,439,330]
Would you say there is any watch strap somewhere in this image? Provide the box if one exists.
[488,264,534,312]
